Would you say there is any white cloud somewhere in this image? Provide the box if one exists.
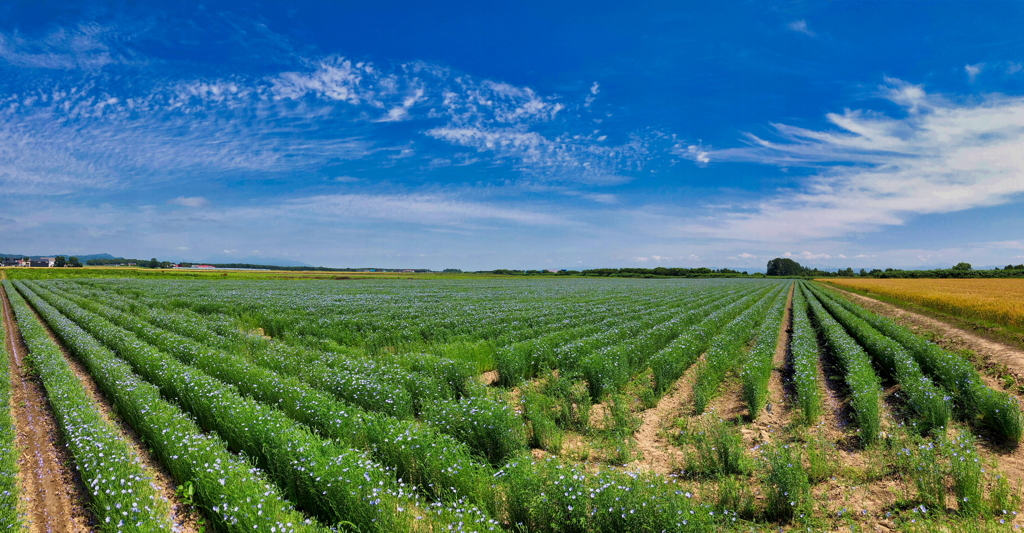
[168,196,210,208]
[221,193,572,228]
[737,252,757,259]
[787,20,815,37]
[175,246,189,251]
[0,27,647,194]
[965,63,984,82]
[674,144,710,164]
[0,24,140,70]
[688,79,1024,242]
[634,257,650,263]
[333,176,360,183]
[854,254,876,258]
[223,249,237,254]
[585,82,600,107]
[1009,62,1023,75]
[784,251,832,261]
[837,254,847,259]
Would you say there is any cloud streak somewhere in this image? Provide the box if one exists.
[687,79,1024,241]
[0,24,669,195]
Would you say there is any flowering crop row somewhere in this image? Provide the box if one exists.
[3,281,172,532]
[813,284,1022,443]
[693,283,789,414]
[495,285,743,387]
[0,289,21,530]
[31,281,497,508]
[43,280,526,467]
[648,283,785,396]
[803,283,883,443]
[788,285,823,423]
[11,282,324,532]
[70,278,653,356]
[806,283,950,434]
[740,283,791,418]
[17,282,443,532]
[500,457,717,532]
[579,286,757,400]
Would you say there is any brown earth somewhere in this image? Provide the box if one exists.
[741,283,797,448]
[1,283,91,533]
[628,361,700,474]
[631,283,799,473]
[16,287,201,532]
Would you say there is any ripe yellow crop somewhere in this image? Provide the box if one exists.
[822,278,1024,330]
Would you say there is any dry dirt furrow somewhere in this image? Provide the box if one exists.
[743,283,796,446]
[18,287,202,532]
[629,357,704,474]
[1,283,90,533]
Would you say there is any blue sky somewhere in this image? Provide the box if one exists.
[1,1,1023,270]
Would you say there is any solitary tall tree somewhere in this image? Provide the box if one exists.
[54,256,66,267]
[766,257,806,276]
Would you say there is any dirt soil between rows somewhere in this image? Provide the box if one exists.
[1,283,91,533]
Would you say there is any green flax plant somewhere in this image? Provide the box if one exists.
[14,282,325,532]
[4,282,172,532]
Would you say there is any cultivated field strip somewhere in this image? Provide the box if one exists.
[824,278,1024,330]
[741,283,790,418]
[33,280,496,507]
[0,286,20,529]
[813,283,1023,443]
[693,283,788,414]
[33,281,526,468]
[17,281,505,532]
[788,285,823,423]
[808,283,951,434]
[11,282,324,532]
[803,283,883,443]
[10,277,1024,530]
[3,281,172,532]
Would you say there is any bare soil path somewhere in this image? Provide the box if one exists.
[629,358,702,474]
[1,283,90,533]
[742,283,796,447]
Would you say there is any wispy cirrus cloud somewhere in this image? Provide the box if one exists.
[168,196,210,208]
[787,20,815,37]
[685,79,1024,241]
[221,193,573,228]
[0,21,664,194]
[0,23,141,70]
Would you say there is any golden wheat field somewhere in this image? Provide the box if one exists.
[823,278,1024,330]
